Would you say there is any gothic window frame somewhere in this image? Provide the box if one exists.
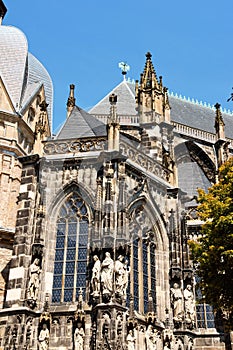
[129,202,158,315]
[52,191,90,304]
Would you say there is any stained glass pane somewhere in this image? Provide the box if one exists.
[53,275,62,288]
[67,235,76,248]
[52,193,89,304]
[52,289,61,303]
[66,261,75,274]
[65,275,74,288]
[64,289,73,302]
[143,242,148,313]
[78,248,87,260]
[55,249,64,261]
[77,261,86,273]
[56,236,65,248]
[54,262,63,274]
[77,274,86,289]
[67,249,76,261]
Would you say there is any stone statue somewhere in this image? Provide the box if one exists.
[38,324,49,350]
[115,255,125,295]
[123,259,130,297]
[74,327,85,350]
[126,330,136,350]
[145,325,157,350]
[184,284,195,324]
[28,258,41,301]
[101,252,114,294]
[170,283,183,322]
[91,255,101,296]
[163,342,170,350]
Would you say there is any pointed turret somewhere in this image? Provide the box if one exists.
[214,103,225,139]
[214,103,229,169]
[136,52,170,125]
[107,93,120,151]
[66,84,76,118]
[0,0,7,25]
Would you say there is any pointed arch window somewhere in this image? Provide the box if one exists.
[52,193,89,303]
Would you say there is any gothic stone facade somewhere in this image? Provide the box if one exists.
[0,4,233,350]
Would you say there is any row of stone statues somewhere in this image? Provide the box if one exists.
[126,326,171,350]
[38,324,85,350]
[91,252,129,299]
[170,283,195,325]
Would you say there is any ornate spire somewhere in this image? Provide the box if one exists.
[136,52,170,124]
[66,84,76,118]
[214,102,225,139]
[0,0,7,25]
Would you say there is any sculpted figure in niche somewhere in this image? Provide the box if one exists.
[170,283,183,322]
[101,252,114,294]
[91,255,101,296]
[122,259,130,297]
[115,255,125,295]
[163,342,170,350]
[184,285,195,324]
[145,325,157,350]
[126,329,136,350]
[74,327,85,350]
[28,258,41,301]
[38,324,49,350]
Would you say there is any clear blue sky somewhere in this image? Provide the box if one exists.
[4,0,233,131]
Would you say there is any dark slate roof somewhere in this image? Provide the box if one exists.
[56,106,107,140]
[169,95,233,139]
[178,161,211,198]
[89,79,137,116]
[89,79,233,139]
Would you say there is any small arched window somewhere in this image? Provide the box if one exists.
[52,193,89,303]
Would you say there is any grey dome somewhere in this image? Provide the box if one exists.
[0,25,53,127]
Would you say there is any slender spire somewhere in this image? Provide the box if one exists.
[214,102,225,139]
[66,84,76,118]
[0,0,7,25]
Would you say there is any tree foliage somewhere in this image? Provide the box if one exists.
[189,158,233,320]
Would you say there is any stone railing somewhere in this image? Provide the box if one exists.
[43,137,107,155]
[93,114,139,125]
[173,122,233,148]
[172,122,216,143]
[119,140,170,182]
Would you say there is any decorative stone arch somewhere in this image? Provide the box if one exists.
[127,194,170,320]
[42,182,95,304]
[175,141,216,183]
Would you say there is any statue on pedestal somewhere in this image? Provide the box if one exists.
[184,284,195,326]
[38,324,49,350]
[126,330,136,350]
[101,252,114,295]
[74,327,85,350]
[91,255,101,296]
[170,283,183,322]
[28,258,41,302]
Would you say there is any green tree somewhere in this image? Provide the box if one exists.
[189,158,233,326]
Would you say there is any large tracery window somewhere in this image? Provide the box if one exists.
[52,193,89,303]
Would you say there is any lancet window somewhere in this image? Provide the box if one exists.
[130,207,157,314]
[52,193,89,303]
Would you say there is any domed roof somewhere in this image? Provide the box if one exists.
[0,25,28,109]
[0,24,53,127]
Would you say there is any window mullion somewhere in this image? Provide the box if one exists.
[61,218,69,302]
[73,217,79,302]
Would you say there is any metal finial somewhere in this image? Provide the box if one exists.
[118,62,130,79]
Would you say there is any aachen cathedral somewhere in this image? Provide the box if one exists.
[0,1,232,349]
